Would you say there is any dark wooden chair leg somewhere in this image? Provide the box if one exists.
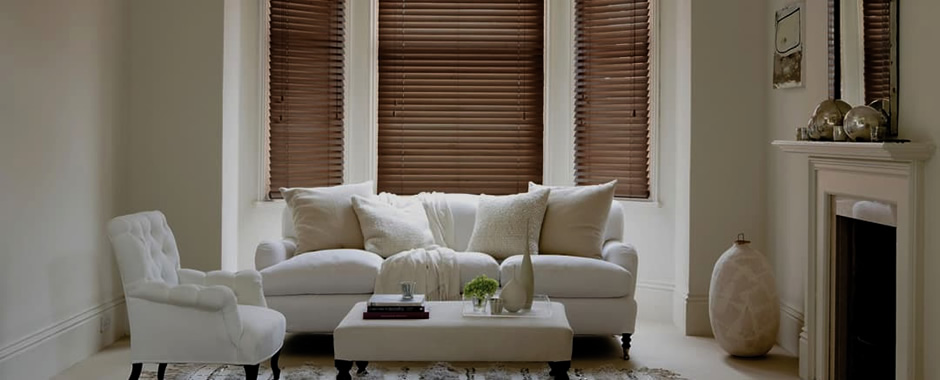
[621,333,633,360]
[271,349,282,379]
[335,360,353,380]
[548,361,571,380]
[156,363,167,380]
[128,363,143,380]
[244,364,260,380]
[355,361,369,375]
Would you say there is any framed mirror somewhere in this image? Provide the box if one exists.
[829,0,899,136]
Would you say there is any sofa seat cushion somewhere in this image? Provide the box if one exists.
[455,252,500,289]
[500,255,632,298]
[261,250,384,296]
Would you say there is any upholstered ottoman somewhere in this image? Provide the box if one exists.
[334,301,574,379]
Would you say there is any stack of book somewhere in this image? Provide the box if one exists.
[364,294,429,320]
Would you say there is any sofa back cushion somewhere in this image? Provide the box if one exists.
[281,192,624,253]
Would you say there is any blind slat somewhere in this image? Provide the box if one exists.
[377,0,544,195]
[267,0,345,199]
[574,0,651,199]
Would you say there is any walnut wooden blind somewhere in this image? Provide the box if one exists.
[267,0,345,199]
[377,0,544,195]
[574,0,651,199]
[828,0,840,99]
[862,0,891,104]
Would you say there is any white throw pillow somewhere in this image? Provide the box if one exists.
[351,194,435,258]
[466,189,550,260]
[280,181,374,253]
[528,181,616,258]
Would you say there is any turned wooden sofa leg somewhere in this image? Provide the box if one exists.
[621,333,632,360]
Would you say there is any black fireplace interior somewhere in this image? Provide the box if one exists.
[834,215,896,379]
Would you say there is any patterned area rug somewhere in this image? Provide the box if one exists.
[139,362,686,379]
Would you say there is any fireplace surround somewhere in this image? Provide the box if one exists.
[774,141,934,380]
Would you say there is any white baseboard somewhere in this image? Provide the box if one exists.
[0,297,128,379]
[635,280,674,321]
[671,291,712,337]
[777,302,804,356]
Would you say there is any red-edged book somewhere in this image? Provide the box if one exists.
[362,311,430,320]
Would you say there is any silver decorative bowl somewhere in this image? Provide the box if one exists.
[843,105,888,142]
[810,99,852,141]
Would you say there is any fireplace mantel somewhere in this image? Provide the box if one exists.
[773,139,933,380]
[772,140,935,161]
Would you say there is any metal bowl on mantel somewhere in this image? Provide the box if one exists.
[843,105,888,142]
[810,99,852,140]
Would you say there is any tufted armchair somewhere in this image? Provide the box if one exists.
[107,211,286,380]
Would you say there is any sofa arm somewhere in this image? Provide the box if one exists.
[178,268,267,307]
[255,238,297,271]
[603,240,638,298]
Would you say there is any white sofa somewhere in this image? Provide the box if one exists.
[255,193,638,358]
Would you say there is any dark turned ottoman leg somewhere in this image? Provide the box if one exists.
[548,361,571,380]
[128,363,143,380]
[335,360,353,380]
[621,333,632,360]
[355,361,369,375]
[156,363,167,380]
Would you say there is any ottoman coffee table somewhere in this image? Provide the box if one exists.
[334,300,573,379]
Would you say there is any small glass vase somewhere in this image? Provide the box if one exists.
[471,296,486,311]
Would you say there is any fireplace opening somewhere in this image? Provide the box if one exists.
[833,200,896,379]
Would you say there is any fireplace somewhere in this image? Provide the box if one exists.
[773,140,934,380]
[832,198,896,379]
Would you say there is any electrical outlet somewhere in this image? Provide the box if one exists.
[99,315,112,334]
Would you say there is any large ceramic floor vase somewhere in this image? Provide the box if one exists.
[708,234,780,357]
[501,246,535,312]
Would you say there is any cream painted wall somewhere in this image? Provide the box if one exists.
[669,0,769,336]
[0,0,126,377]
[122,0,226,271]
[765,0,827,355]
[765,1,940,374]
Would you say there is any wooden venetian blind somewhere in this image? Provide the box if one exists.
[862,0,891,103]
[574,0,651,199]
[267,0,345,199]
[828,0,840,99]
[377,0,544,195]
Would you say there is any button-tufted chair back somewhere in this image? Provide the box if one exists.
[107,211,181,288]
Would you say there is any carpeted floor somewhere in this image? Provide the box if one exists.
[138,361,686,380]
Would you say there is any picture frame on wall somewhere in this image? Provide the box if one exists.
[773,2,803,89]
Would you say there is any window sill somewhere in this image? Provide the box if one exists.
[615,197,662,208]
[253,199,286,209]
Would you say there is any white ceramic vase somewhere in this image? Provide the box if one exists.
[521,243,535,309]
[500,277,526,313]
[708,235,780,357]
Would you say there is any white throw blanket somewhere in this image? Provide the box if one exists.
[373,192,461,301]
[374,246,461,301]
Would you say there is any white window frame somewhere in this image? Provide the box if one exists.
[258,0,660,204]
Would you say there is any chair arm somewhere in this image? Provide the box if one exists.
[603,240,639,297]
[255,238,297,271]
[124,281,242,347]
[126,281,238,312]
[178,268,267,307]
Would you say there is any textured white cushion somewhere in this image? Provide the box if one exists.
[280,181,375,253]
[500,254,633,298]
[351,195,435,258]
[455,251,500,288]
[466,189,550,259]
[260,249,384,296]
[529,181,616,258]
